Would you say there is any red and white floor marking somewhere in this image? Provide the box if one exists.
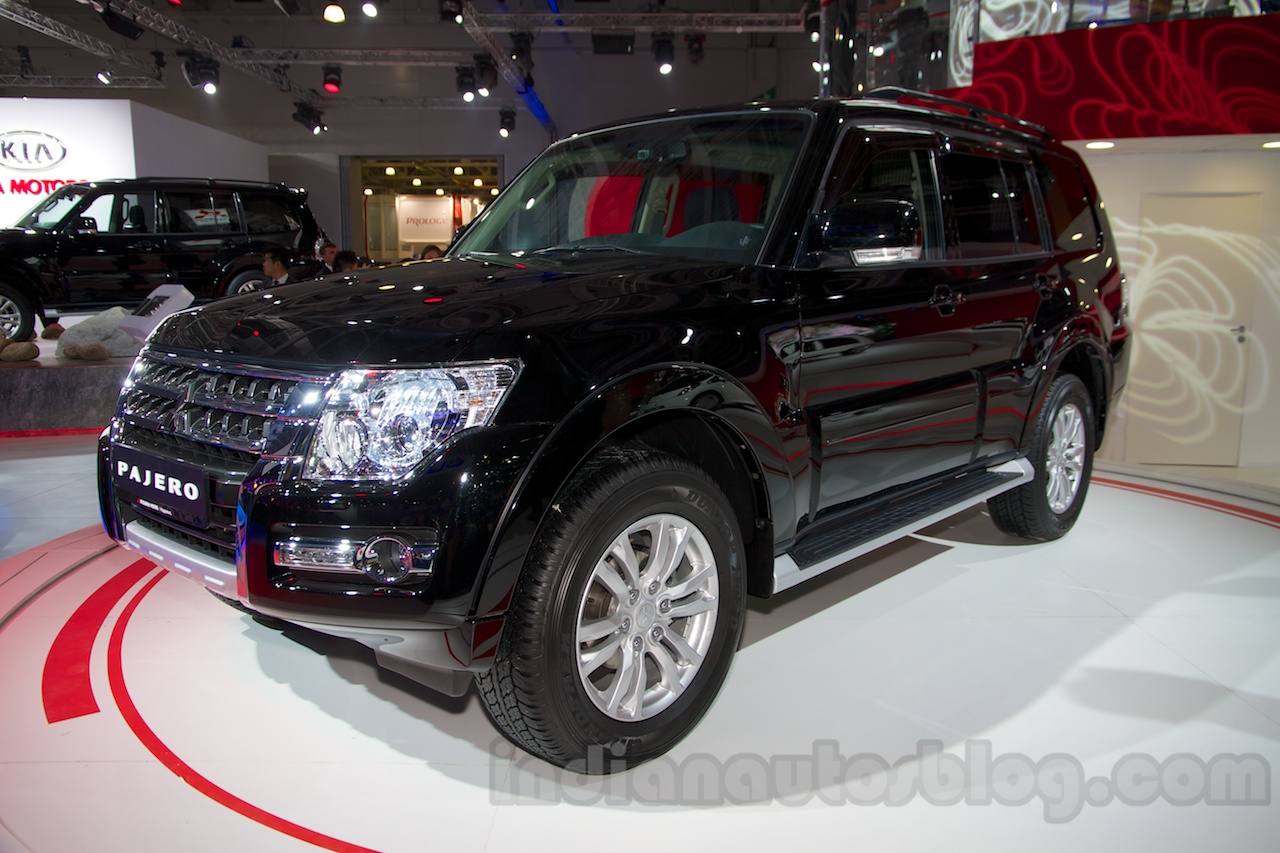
[2,476,1278,852]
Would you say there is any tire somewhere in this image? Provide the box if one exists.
[476,446,747,774]
[222,270,268,297]
[988,374,1095,541]
[0,281,35,342]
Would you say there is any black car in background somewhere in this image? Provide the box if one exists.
[0,177,325,341]
[99,91,1129,773]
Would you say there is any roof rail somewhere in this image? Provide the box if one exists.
[864,86,1055,142]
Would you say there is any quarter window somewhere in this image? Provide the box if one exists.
[163,190,240,234]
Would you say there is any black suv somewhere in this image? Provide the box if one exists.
[0,177,325,341]
[98,92,1129,773]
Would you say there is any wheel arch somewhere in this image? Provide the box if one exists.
[470,365,789,623]
[1048,330,1112,450]
[0,259,47,333]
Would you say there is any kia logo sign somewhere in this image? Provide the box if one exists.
[0,130,68,172]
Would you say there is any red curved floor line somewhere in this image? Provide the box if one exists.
[1094,477,1280,529]
[105,572,381,853]
[42,558,158,724]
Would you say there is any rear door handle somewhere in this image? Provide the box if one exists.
[928,285,965,316]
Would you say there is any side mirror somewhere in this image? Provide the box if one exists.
[72,216,99,235]
[822,199,922,265]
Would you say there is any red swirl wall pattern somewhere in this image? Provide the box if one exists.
[940,14,1280,140]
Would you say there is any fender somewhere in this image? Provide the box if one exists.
[0,257,49,326]
[467,363,795,622]
[1018,312,1113,453]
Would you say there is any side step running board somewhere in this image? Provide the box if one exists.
[772,458,1034,594]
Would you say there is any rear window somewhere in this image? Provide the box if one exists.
[241,191,303,235]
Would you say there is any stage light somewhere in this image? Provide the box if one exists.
[498,108,515,138]
[473,54,497,97]
[652,33,674,75]
[456,65,476,102]
[686,33,705,64]
[804,0,821,44]
[182,54,220,94]
[292,101,328,134]
[510,32,534,71]
[100,5,145,40]
[385,166,396,175]
[412,178,422,186]
[323,64,342,94]
[361,0,383,17]
[441,0,463,24]
[323,4,346,23]
[96,68,113,85]
[473,178,483,187]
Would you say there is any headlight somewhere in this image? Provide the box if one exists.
[303,360,519,482]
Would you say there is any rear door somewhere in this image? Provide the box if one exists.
[159,187,242,297]
[934,139,1052,460]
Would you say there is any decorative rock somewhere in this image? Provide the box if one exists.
[55,306,141,359]
[41,322,66,339]
[0,341,39,362]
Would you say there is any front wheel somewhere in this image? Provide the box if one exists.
[0,282,35,342]
[476,446,746,773]
[988,374,1095,541]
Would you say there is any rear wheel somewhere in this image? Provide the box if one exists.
[0,282,35,342]
[476,446,746,773]
[223,270,268,297]
[988,374,1095,541]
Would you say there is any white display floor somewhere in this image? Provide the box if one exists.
[2,434,1278,852]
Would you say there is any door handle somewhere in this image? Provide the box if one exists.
[928,285,964,316]
[1230,324,1246,343]
[129,241,157,252]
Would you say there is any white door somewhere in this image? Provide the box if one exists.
[1124,193,1261,466]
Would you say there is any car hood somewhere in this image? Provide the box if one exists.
[0,227,54,254]
[151,254,740,365]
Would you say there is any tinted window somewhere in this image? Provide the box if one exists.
[939,151,1019,259]
[241,191,302,235]
[163,190,240,234]
[1035,150,1100,250]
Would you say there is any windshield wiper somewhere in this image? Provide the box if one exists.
[531,244,650,256]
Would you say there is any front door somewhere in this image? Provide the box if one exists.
[58,189,170,309]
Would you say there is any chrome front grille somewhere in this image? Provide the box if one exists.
[122,359,301,454]
[114,350,327,558]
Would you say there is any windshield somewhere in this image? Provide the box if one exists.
[15,185,90,230]
[452,110,811,265]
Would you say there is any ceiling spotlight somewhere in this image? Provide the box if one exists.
[473,178,483,187]
[181,54,220,94]
[361,0,383,17]
[435,188,446,196]
[100,5,145,40]
[323,3,346,23]
[490,187,499,196]
[685,33,705,64]
[385,166,396,175]
[453,166,464,175]
[499,108,515,138]
[322,64,342,94]
[803,0,821,44]
[456,65,476,102]
[167,0,182,6]
[473,54,498,97]
[412,177,422,186]
[441,0,463,24]
[363,188,373,196]
[96,68,113,85]
[510,32,534,71]
[292,100,328,134]
[652,33,675,75]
